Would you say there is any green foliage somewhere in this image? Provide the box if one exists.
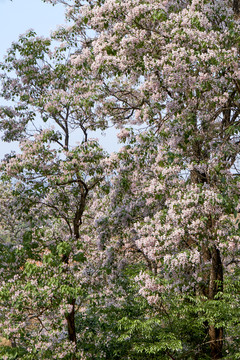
[71,264,154,359]
[1,0,240,359]
[0,346,27,360]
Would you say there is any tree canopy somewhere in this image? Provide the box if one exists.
[0,0,240,359]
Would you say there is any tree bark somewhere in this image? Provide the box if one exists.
[233,0,240,15]
[66,299,77,342]
[208,246,223,360]
[64,183,88,359]
[191,165,224,359]
[66,299,77,360]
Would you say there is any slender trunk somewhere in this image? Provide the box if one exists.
[66,299,77,343]
[191,167,224,359]
[62,249,77,359]
[208,246,223,360]
[233,0,240,15]
[201,237,223,359]
[65,186,87,359]
[65,299,77,360]
[208,326,223,360]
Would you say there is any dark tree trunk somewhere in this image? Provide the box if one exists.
[233,0,240,15]
[62,249,77,359]
[191,164,224,359]
[64,183,88,359]
[208,246,223,360]
[66,299,77,360]
[66,300,77,342]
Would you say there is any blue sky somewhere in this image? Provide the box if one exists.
[0,0,66,158]
[0,0,120,158]
[0,0,66,59]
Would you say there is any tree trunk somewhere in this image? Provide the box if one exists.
[208,246,223,360]
[191,167,224,359]
[65,188,87,359]
[233,0,240,15]
[62,253,77,359]
[208,325,223,360]
[66,299,77,360]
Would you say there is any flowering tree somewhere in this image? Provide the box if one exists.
[0,30,112,359]
[1,0,240,359]
[49,0,240,358]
